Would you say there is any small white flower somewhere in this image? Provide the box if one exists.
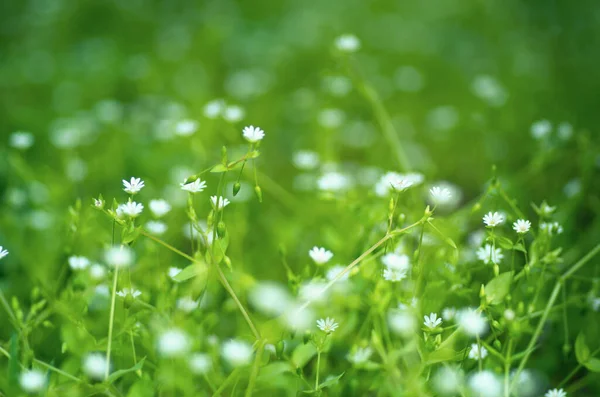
[189,353,212,374]
[504,309,516,321]
[222,340,253,367]
[292,150,320,170]
[334,34,360,52]
[540,222,563,235]
[531,119,552,139]
[423,313,443,330]
[468,343,488,360]
[117,200,144,218]
[326,265,349,282]
[429,186,452,205]
[0,246,8,260]
[123,177,145,195]
[242,125,265,143]
[317,171,350,192]
[223,105,245,123]
[388,310,416,336]
[383,267,408,282]
[175,119,199,137]
[457,308,488,337]
[316,317,339,334]
[347,346,372,365]
[158,328,190,357]
[545,388,567,397]
[483,211,504,227]
[149,199,171,217]
[513,219,531,234]
[468,370,502,397]
[104,246,134,268]
[203,99,225,119]
[249,282,293,316]
[309,246,333,265]
[83,353,108,380]
[180,178,207,193]
[177,297,199,313]
[169,267,182,280]
[381,253,410,269]
[476,244,504,264]
[93,197,104,208]
[89,264,106,280]
[432,366,464,396]
[375,172,423,196]
[145,220,167,235]
[10,132,35,149]
[68,256,90,270]
[210,195,230,210]
[19,369,46,393]
[116,288,142,299]
[299,281,328,303]
[442,307,456,321]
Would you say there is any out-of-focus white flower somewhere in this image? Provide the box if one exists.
[468,370,502,397]
[504,309,516,321]
[158,329,190,357]
[334,34,360,52]
[10,132,35,149]
[424,313,443,330]
[468,343,488,360]
[471,75,508,107]
[249,282,292,316]
[189,353,212,374]
[145,220,167,235]
[430,187,452,205]
[283,304,315,331]
[93,197,105,209]
[175,119,199,136]
[395,66,425,93]
[19,369,46,393]
[316,317,339,334]
[203,99,225,119]
[483,211,504,227]
[299,280,328,303]
[242,125,265,143]
[222,340,253,367]
[169,267,182,280]
[375,172,424,196]
[117,200,144,218]
[149,199,171,217]
[116,288,141,299]
[557,122,573,141]
[382,253,409,269]
[0,246,8,260]
[309,246,333,265]
[457,308,488,337]
[433,366,464,396]
[477,244,503,264]
[388,310,416,336]
[318,108,345,128]
[531,120,552,139]
[123,177,145,195]
[317,171,350,192]
[545,388,567,397]
[383,267,408,282]
[292,150,320,170]
[104,246,134,268]
[347,346,372,365]
[223,105,245,123]
[326,265,349,282]
[89,264,106,280]
[68,256,90,270]
[513,219,531,234]
[442,307,456,321]
[210,196,230,210]
[83,353,108,380]
[177,297,199,313]
[540,222,563,235]
[180,178,207,193]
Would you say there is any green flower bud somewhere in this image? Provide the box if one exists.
[233,182,241,196]
[217,221,226,238]
[276,340,285,358]
[254,186,263,203]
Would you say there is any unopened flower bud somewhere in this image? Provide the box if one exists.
[233,182,241,196]
[217,221,226,238]
[254,186,263,203]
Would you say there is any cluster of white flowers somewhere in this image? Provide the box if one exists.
[242,125,265,143]
[316,317,339,334]
[382,253,410,282]
[117,200,144,218]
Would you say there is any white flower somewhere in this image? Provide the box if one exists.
[117,200,144,217]
[468,343,488,360]
[203,99,225,119]
[347,347,372,365]
[430,186,452,205]
[242,125,265,143]
[468,370,502,397]
[442,307,456,321]
[68,256,90,270]
[299,280,328,303]
[177,297,199,313]
[292,150,320,170]
[531,119,552,139]
[381,253,409,269]
[89,264,106,280]
[145,220,167,235]
[175,119,199,137]
[476,244,504,264]
[540,222,563,235]
[483,211,504,227]
[10,132,35,149]
[317,171,350,192]
[545,388,567,397]
[116,288,141,299]
[316,317,339,334]
[123,177,145,195]
[180,178,207,193]
[457,308,488,337]
[309,246,333,265]
[104,246,134,268]
[19,369,46,393]
[326,265,349,282]
[334,34,361,52]
[149,199,171,217]
[0,246,8,260]
[169,267,182,280]
[210,196,230,210]
[423,313,443,330]
[388,310,416,336]
[189,353,212,374]
[83,353,108,380]
[513,219,531,234]
[375,172,423,196]
[504,309,516,321]
[222,340,253,367]
[433,366,464,396]
[158,328,190,357]
[383,267,408,282]
[249,282,293,316]
[223,105,245,123]
[93,197,104,208]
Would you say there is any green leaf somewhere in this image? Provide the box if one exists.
[248,150,261,159]
[319,372,345,389]
[584,357,600,372]
[291,343,316,368]
[122,225,141,244]
[512,243,526,253]
[210,164,228,173]
[425,347,465,365]
[485,271,513,305]
[496,236,514,250]
[575,333,591,365]
[107,357,145,384]
[172,261,208,283]
[257,362,293,383]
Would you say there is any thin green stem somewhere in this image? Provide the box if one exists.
[245,339,266,397]
[315,350,321,390]
[213,368,241,397]
[106,265,120,379]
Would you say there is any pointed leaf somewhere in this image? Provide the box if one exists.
[584,358,600,372]
[485,271,513,305]
[575,333,591,365]
[106,357,145,384]
[210,164,228,173]
[172,261,208,283]
[319,372,345,389]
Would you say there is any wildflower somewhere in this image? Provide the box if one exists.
[222,340,253,367]
[123,177,145,195]
[540,222,563,235]
[375,172,423,196]
[242,125,265,143]
[292,150,320,170]
[309,246,333,265]
[10,131,35,149]
[158,328,190,357]
[249,282,292,316]
[432,366,464,396]
[149,199,171,217]
[104,246,134,268]
[83,353,108,380]
[476,244,503,264]
[545,388,567,397]
[189,353,212,374]
[89,264,106,280]
[0,246,8,260]
[93,197,104,209]
[468,370,502,397]
[468,343,488,360]
[116,288,141,299]
[180,178,207,193]
[317,317,339,334]
[326,265,350,282]
[210,195,230,210]
[504,309,516,321]
[388,310,416,336]
[203,99,225,119]
[334,34,361,52]
[442,307,456,321]
[317,171,350,192]
[513,219,531,234]
[68,255,90,270]
[347,346,373,365]
[483,211,504,227]
[531,119,552,139]
[423,313,443,330]
[223,105,245,123]
[175,119,198,137]
[383,267,408,282]
[457,308,488,337]
[19,369,46,393]
[145,220,167,235]
[177,297,199,313]
[117,200,144,218]
[539,202,556,217]
[430,186,452,205]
